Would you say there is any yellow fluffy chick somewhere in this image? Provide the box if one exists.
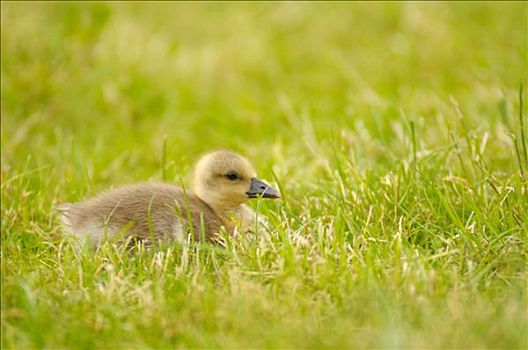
[57,150,280,246]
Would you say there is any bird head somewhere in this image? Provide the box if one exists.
[192,150,280,210]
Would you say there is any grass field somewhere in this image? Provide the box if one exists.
[1,2,527,349]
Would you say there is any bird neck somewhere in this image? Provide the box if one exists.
[193,192,242,231]
[212,204,241,228]
[216,206,254,232]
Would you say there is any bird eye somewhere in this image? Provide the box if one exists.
[225,171,239,181]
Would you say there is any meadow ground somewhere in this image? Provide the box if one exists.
[1,2,527,349]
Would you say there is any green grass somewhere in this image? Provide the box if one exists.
[1,2,527,349]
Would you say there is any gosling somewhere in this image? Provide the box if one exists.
[57,150,280,246]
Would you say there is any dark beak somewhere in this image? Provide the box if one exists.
[246,178,280,199]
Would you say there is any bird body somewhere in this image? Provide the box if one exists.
[58,151,279,246]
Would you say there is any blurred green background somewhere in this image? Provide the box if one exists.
[2,2,525,182]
